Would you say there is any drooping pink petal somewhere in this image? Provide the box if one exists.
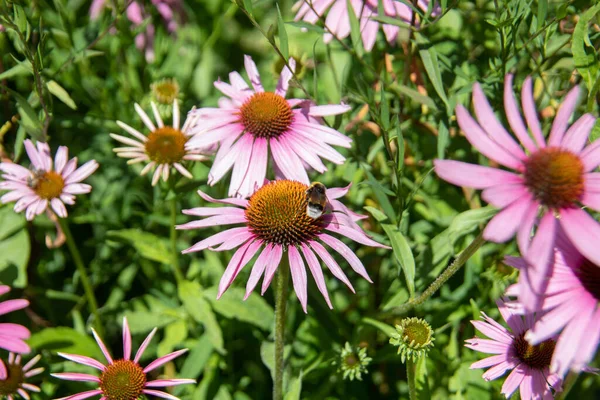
[217,240,262,299]
[288,246,308,313]
[300,243,333,309]
[324,222,388,248]
[551,304,595,377]
[309,240,354,293]
[516,200,540,254]
[548,85,581,147]
[500,365,526,398]
[209,229,253,251]
[143,349,189,373]
[319,233,372,282]
[261,244,283,294]
[559,207,600,267]
[57,352,106,371]
[182,227,251,254]
[482,359,517,381]
[245,244,272,299]
[142,389,180,400]
[62,389,103,400]
[434,160,522,189]
[496,299,525,336]
[571,307,600,370]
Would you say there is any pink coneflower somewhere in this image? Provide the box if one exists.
[187,55,352,198]
[0,353,44,400]
[466,299,562,399]
[0,140,98,221]
[111,100,209,186]
[434,75,600,310]
[505,229,600,378]
[52,317,194,400]
[0,286,29,356]
[90,0,183,62]
[293,0,436,52]
[177,180,388,312]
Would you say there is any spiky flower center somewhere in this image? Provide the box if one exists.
[0,363,24,396]
[30,171,65,199]
[239,92,293,138]
[145,127,188,164]
[245,180,323,246]
[151,78,180,104]
[99,359,146,400]
[401,320,432,347]
[514,334,555,370]
[576,259,600,301]
[523,147,584,209]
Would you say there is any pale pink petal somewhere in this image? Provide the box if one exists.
[50,198,68,218]
[548,85,581,147]
[472,82,526,159]
[51,373,100,382]
[142,390,180,400]
[482,193,534,243]
[0,323,30,338]
[323,223,387,249]
[291,122,352,147]
[188,123,244,150]
[55,146,68,174]
[559,207,600,267]
[456,105,523,170]
[481,359,516,381]
[501,365,526,398]
[182,227,250,254]
[560,114,596,153]
[22,354,41,372]
[24,140,44,171]
[275,58,295,97]
[521,77,546,148]
[517,200,540,254]
[481,183,528,208]
[270,138,309,184]
[0,285,10,296]
[209,230,253,251]
[261,244,283,294]
[309,240,354,292]
[464,338,510,354]
[244,244,272,299]
[229,72,249,91]
[581,190,600,210]
[91,329,113,364]
[145,379,196,387]
[143,349,188,373]
[525,298,581,344]
[308,104,351,117]
[0,299,29,315]
[503,75,538,152]
[61,389,103,400]
[571,307,600,370]
[57,352,106,371]
[300,243,333,309]
[175,214,247,230]
[134,103,156,132]
[581,141,600,172]
[551,304,595,377]
[217,240,262,299]
[89,0,106,19]
[319,233,372,282]
[496,299,525,335]
[288,246,308,313]
[434,160,522,189]
[470,354,509,370]
[244,55,263,92]
[471,321,512,344]
[0,359,5,380]
[196,189,248,208]
[122,317,131,360]
[63,183,92,195]
[238,138,267,197]
[207,136,242,185]
[227,135,254,197]
[134,328,157,364]
[0,335,30,353]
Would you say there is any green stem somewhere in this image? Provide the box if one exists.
[395,232,485,314]
[406,359,417,400]
[59,218,103,336]
[555,371,579,400]
[273,258,290,400]
[170,198,184,283]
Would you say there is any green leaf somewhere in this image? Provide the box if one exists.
[47,80,77,110]
[437,120,449,159]
[363,206,388,222]
[0,206,29,288]
[390,84,438,110]
[276,4,289,60]
[346,0,364,56]
[29,327,104,360]
[157,319,188,356]
[362,317,396,337]
[179,335,214,381]
[284,372,303,400]
[370,15,412,29]
[415,33,450,115]
[0,60,32,81]
[107,229,171,264]
[382,224,415,296]
[572,4,600,90]
[203,287,274,331]
[284,21,325,33]
[447,206,497,246]
[179,281,226,354]
[260,341,291,381]
[6,88,44,141]
[243,0,254,17]
[536,0,547,31]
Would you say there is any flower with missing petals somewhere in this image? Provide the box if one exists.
[52,318,195,400]
[0,353,44,400]
[177,180,388,312]
[505,228,600,378]
[0,140,98,221]
[293,0,437,52]
[435,75,600,311]
[389,317,434,363]
[466,299,561,399]
[187,55,352,198]
[111,100,210,186]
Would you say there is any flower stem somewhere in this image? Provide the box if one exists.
[395,232,485,314]
[406,359,417,400]
[273,258,290,400]
[59,218,103,336]
[170,198,184,283]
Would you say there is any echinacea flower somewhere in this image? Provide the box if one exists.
[90,0,184,62]
[389,317,435,363]
[52,317,194,400]
[505,229,600,378]
[111,100,209,186]
[333,342,372,381]
[0,140,99,221]
[293,0,436,52]
[466,299,562,399]
[0,286,30,355]
[187,55,352,198]
[434,75,600,310]
[0,353,44,400]
[177,180,388,312]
